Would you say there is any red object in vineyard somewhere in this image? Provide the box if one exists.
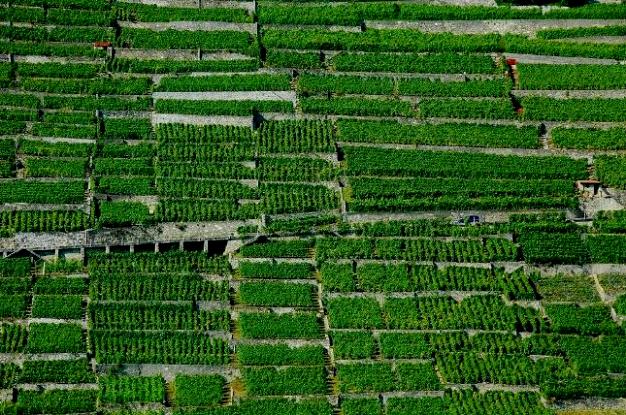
[506,58,520,89]
[93,41,112,49]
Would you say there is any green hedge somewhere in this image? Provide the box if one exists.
[520,233,589,264]
[27,323,84,353]
[99,375,165,404]
[173,374,225,406]
[98,201,151,227]
[552,127,626,150]
[31,295,83,319]
[596,155,626,189]
[17,389,97,415]
[238,312,321,339]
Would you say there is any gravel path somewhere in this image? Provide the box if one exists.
[105,364,240,382]
[329,258,527,270]
[25,353,87,360]
[114,48,198,60]
[119,21,257,34]
[0,203,82,212]
[504,53,621,65]
[337,390,445,402]
[302,70,499,81]
[15,135,95,145]
[298,113,626,131]
[0,177,86,184]
[6,353,88,364]
[29,317,85,328]
[152,91,296,101]
[115,50,252,61]
[264,0,495,5]
[14,56,105,64]
[233,338,326,348]
[118,0,254,11]
[338,140,591,159]
[234,305,316,314]
[383,0,496,4]
[346,210,556,224]
[236,257,316,265]
[326,291,496,300]
[474,383,541,393]
[590,264,626,275]
[98,193,158,205]
[550,397,626,412]
[560,36,626,45]
[17,383,98,391]
[119,0,199,7]
[514,89,626,99]
[167,68,289,77]
[533,263,626,276]
[263,24,362,32]
[367,19,626,36]
[152,113,252,125]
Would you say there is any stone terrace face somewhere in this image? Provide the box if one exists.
[1,0,626,414]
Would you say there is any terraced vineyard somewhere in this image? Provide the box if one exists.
[1,0,626,413]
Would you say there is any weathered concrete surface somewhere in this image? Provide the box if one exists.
[0,221,255,251]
